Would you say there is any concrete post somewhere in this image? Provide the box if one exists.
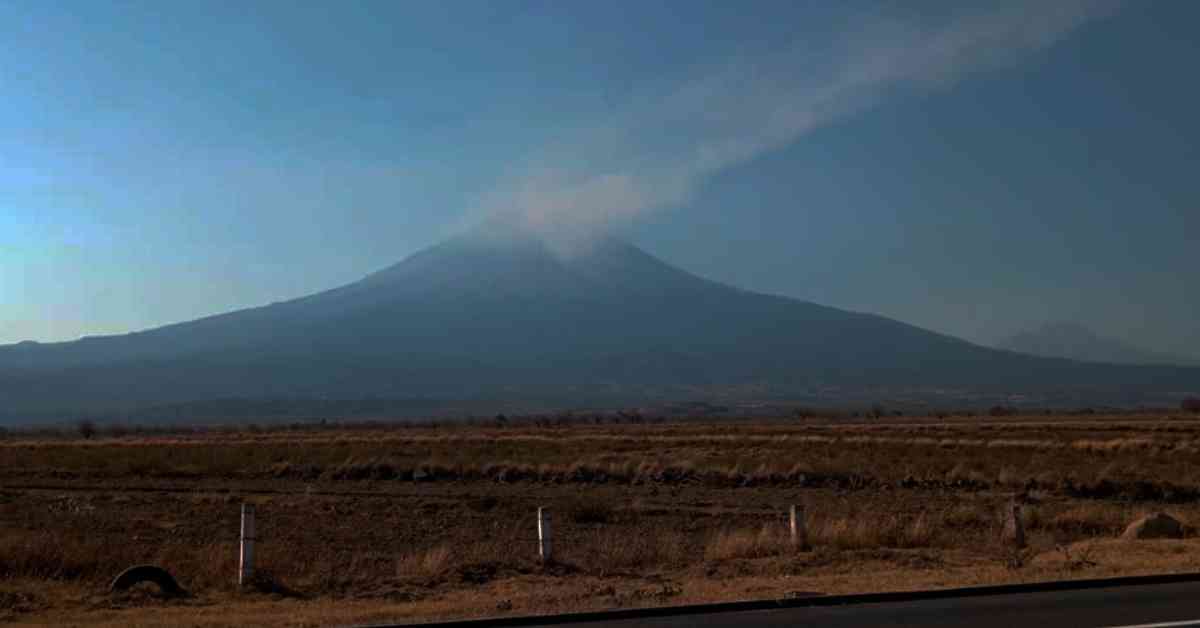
[790,504,808,550]
[239,503,256,586]
[538,507,552,562]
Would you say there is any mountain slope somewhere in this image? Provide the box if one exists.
[999,322,1197,366]
[2,226,1197,419]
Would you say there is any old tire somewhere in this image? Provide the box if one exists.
[109,565,188,597]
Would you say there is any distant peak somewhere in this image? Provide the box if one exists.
[1000,321,1192,366]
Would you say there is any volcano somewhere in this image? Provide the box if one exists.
[2,224,1197,420]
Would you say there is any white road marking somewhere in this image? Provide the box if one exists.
[1100,621,1200,628]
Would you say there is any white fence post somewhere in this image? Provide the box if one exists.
[789,504,807,550]
[239,503,256,586]
[537,507,552,562]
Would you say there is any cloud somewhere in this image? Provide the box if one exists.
[476,0,1123,251]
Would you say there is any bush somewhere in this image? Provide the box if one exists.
[1183,398,1200,414]
[396,545,453,579]
[77,420,96,440]
[705,525,781,560]
[568,498,616,524]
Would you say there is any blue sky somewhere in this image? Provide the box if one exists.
[2,1,1197,357]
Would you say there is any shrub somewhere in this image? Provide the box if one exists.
[705,525,782,560]
[77,420,96,440]
[568,498,616,524]
[567,528,689,573]
[1182,398,1200,414]
[1048,505,1125,538]
[396,545,453,579]
[811,513,942,549]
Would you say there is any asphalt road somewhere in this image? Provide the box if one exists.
[534,581,1200,628]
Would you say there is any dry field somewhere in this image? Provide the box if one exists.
[4,412,1200,626]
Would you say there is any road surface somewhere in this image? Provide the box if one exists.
[531,581,1200,628]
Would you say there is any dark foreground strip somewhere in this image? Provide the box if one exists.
[358,572,1200,628]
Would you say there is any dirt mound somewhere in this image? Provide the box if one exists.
[1122,512,1184,540]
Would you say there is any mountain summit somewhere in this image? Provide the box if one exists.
[1,226,1197,419]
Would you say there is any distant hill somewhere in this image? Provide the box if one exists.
[1,222,1197,421]
[998,322,1198,366]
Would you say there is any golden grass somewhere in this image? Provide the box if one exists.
[5,416,1200,500]
[5,414,1200,626]
[705,525,781,561]
[395,545,453,579]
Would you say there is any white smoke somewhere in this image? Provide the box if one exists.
[475,1,1122,252]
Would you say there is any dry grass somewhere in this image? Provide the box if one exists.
[4,414,1200,626]
[5,415,1200,501]
[395,545,453,579]
[813,512,941,550]
[705,525,784,560]
[562,528,691,574]
[9,539,1200,627]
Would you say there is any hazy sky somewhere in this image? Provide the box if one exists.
[2,1,1197,357]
